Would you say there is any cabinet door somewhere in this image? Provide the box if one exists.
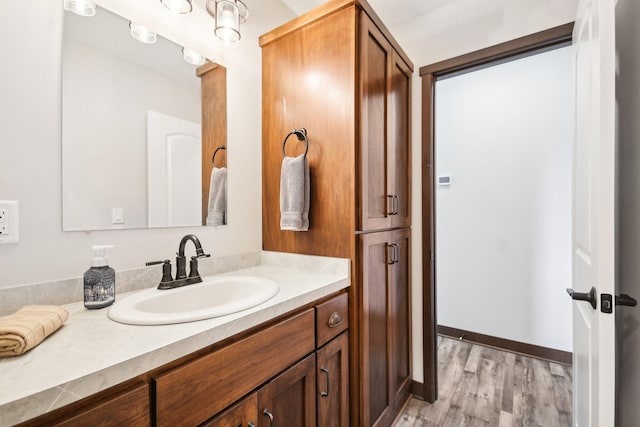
[258,355,316,427]
[360,232,393,426]
[359,15,412,232]
[388,53,412,229]
[360,14,392,232]
[201,393,258,427]
[317,332,349,427]
[389,229,411,411]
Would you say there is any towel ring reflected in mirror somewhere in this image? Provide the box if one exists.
[282,128,308,158]
[212,145,226,167]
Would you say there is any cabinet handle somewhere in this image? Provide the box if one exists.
[388,243,399,264]
[386,243,394,264]
[393,195,400,215]
[320,368,330,397]
[386,195,395,216]
[328,312,343,328]
[248,423,256,427]
[263,409,274,427]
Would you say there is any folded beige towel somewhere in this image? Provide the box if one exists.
[0,305,69,357]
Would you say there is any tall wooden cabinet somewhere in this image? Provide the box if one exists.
[360,16,412,232]
[261,1,413,426]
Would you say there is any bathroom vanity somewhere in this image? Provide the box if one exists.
[0,253,350,426]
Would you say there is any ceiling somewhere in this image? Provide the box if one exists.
[277,0,578,66]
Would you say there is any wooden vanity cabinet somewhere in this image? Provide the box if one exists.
[200,293,348,427]
[154,310,315,426]
[17,293,349,427]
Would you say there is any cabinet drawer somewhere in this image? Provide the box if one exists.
[154,309,315,427]
[54,384,150,427]
[316,293,348,347]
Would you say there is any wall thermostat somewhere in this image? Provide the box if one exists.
[438,176,451,186]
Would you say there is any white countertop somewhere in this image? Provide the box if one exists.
[0,260,349,426]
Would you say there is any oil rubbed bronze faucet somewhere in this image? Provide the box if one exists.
[146,234,211,290]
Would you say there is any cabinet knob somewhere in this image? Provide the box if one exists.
[328,312,343,328]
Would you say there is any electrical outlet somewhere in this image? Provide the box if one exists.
[0,201,19,244]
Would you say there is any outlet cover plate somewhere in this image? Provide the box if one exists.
[0,201,19,244]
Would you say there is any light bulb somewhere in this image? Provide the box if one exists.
[63,0,96,17]
[129,22,157,44]
[160,0,192,14]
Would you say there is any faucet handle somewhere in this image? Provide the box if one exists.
[189,256,203,280]
[145,259,170,266]
[146,259,173,284]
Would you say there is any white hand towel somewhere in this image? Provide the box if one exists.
[206,167,227,226]
[280,154,310,231]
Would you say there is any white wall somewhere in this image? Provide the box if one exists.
[435,47,573,352]
[0,0,294,289]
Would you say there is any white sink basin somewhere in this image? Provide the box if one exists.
[108,276,279,325]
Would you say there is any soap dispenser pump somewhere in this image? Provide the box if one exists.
[84,245,116,309]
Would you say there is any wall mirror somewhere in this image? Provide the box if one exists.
[62,5,227,231]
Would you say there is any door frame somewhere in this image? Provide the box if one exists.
[418,22,575,402]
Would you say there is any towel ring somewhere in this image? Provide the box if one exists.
[282,128,308,158]
[212,145,226,166]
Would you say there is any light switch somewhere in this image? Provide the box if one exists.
[112,208,125,224]
[0,201,19,244]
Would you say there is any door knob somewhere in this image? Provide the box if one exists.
[616,293,637,307]
[566,287,597,310]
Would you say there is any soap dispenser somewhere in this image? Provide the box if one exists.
[84,245,116,309]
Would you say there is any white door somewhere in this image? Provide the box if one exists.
[147,111,202,228]
[571,0,616,425]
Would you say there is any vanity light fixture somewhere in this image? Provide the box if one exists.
[129,22,157,44]
[160,0,193,14]
[63,0,96,17]
[182,48,207,66]
[206,0,249,45]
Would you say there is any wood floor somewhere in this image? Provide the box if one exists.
[395,337,572,426]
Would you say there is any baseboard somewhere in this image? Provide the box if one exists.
[437,325,572,365]
[410,380,426,401]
